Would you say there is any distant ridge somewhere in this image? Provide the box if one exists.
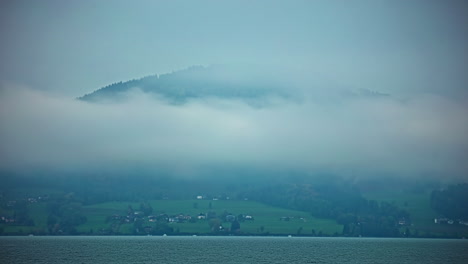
[79,65,289,103]
[79,65,389,104]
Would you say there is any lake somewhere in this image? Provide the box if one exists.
[1,236,467,263]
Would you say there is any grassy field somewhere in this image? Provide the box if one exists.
[77,199,343,235]
[2,194,467,237]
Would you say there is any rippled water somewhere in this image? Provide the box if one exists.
[1,236,467,263]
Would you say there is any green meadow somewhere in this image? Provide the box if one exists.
[76,199,342,236]
[4,190,467,237]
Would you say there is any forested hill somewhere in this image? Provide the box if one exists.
[79,65,291,103]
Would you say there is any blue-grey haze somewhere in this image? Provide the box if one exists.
[0,1,467,180]
[1,0,467,98]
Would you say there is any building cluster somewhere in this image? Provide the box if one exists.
[109,210,254,225]
[0,216,15,223]
[434,218,468,226]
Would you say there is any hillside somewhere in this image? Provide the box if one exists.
[1,176,467,238]
[78,199,342,236]
[79,65,290,103]
[78,65,389,105]
[0,199,342,236]
[363,188,468,238]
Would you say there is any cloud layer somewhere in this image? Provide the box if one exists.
[1,84,467,180]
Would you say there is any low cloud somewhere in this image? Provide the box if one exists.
[0,85,467,180]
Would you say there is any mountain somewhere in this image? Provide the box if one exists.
[79,65,389,104]
[79,65,292,104]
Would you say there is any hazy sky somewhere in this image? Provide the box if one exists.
[1,0,467,97]
[0,1,467,180]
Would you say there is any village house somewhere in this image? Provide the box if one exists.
[197,213,206,220]
[244,215,254,220]
[433,217,467,225]
[0,216,15,223]
[434,218,449,224]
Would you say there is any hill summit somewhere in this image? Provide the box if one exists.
[79,65,291,103]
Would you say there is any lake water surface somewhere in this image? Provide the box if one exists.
[1,236,467,263]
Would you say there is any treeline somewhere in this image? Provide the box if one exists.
[45,193,87,235]
[248,181,410,237]
[431,183,468,220]
[79,65,287,103]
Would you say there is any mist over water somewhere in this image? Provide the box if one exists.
[1,74,467,181]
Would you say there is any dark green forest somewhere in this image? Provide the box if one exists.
[431,184,468,221]
[79,65,290,104]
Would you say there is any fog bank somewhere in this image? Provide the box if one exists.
[1,85,467,180]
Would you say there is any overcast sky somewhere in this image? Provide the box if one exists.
[1,0,467,97]
[0,1,467,180]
